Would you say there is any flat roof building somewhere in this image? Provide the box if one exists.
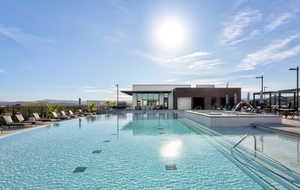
[122,84,241,110]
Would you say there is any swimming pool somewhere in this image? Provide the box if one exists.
[0,111,299,189]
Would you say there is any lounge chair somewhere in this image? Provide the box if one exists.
[51,112,61,120]
[15,113,36,124]
[1,115,31,127]
[51,112,67,120]
[77,109,85,117]
[33,113,55,122]
[32,113,58,124]
[68,110,77,118]
[60,111,70,119]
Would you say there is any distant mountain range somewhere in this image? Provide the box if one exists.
[0,99,83,106]
[0,99,130,106]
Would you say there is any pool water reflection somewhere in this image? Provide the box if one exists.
[0,111,299,189]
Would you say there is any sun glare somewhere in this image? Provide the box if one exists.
[153,17,187,51]
[160,140,183,158]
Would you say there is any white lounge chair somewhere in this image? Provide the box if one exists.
[1,115,30,127]
[68,110,77,118]
[33,113,56,122]
[51,112,63,120]
[60,111,70,119]
[51,111,68,120]
[15,113,35,124]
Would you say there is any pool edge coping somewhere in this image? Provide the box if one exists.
[0,117,82,140]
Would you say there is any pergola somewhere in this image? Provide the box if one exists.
[253,88,298,110]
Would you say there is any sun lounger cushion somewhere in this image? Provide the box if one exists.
[33,113,41,120]
[52,112,58,118]
[61,111,67,116]
[2,115,13,124]
[15,114,25,122]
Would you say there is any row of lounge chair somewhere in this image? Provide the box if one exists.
[0,109,97,134]
[0,110,81,129]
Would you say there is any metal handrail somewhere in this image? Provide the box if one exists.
[231,133,300,189]
[232,133,250,149]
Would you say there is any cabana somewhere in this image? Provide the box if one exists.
[253,88,299,113]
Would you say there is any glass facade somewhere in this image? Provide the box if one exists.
[136,93,168,109]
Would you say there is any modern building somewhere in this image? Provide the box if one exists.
[122,84,241,110]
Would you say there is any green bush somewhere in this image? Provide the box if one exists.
[85,104,97,112]
[0,107,5,115]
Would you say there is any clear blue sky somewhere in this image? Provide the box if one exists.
[0,0,300,101]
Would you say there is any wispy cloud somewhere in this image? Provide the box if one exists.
[181,74,258,87]
[0,24,53,47]
[239,34,300,70]
[0,69,4,73]
[233,0,249,8]
[136,51,223,76]
[265,13,292,32]
[183,78,226,86]
[163,79,177,83]
[222,9,262,45]
[228,30,259,46]
[110,0,132,16]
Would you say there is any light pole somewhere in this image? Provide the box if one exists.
[116,84,119,108]
[263,86,268,99]
[256,75,264,104]
[289,66,299,114]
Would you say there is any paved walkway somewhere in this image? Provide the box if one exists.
[0,121,54,137]
[257,118,300,137]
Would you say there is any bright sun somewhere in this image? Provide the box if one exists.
[153,18,187,51]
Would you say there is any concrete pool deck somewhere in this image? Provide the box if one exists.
[185,110,282,127]
[255,118,300,138]
[185,110,300,137]
[0,122,54,137]
[0,117,84,137]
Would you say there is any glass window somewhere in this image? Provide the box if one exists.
[148,93,154,100]
[220,97,226,107]
[136,94,141,101]
[229,97,235,106]
[211,97,216,106]
[143,94,147,100]
[135,93,162,108]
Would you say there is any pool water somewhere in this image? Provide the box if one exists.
[0,112,298,189]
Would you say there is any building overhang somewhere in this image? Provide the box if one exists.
[121,90,171,96]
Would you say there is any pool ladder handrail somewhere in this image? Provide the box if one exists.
[232,134,250,149]
[232,133,300,189]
